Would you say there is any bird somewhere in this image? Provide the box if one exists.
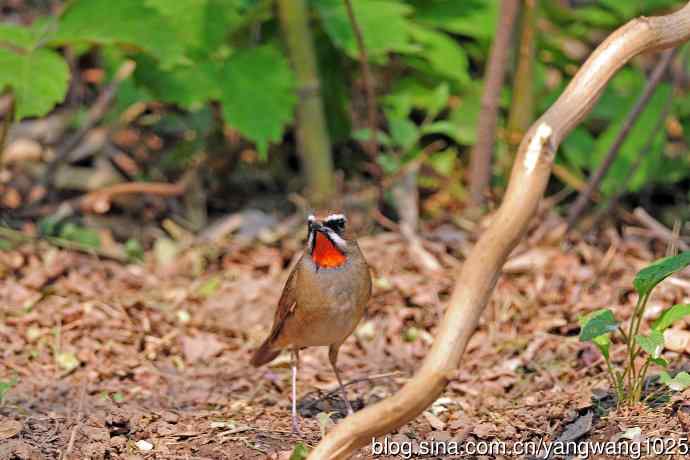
[250,212,372,434]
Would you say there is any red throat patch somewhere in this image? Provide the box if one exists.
[312,231,347,268]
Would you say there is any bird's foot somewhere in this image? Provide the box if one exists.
[291,415,303,437]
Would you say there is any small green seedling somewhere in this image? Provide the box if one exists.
[289,442,310,460]
[0,376,18,406]
[579,251,690,405]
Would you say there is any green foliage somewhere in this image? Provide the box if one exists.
[634,331,664,359]
[289,442,310,460]
[219,45,297,157]
[579,251,690,405]
[54,0,184,68]
[659,371,690,391]
[634,251,690,297]
[3,0,690,198]
[0,23,70,120]
[314,0,415,61]
[125,239,145,263]
[578,309,618,342]
[0,376,18,405]
[652,304,690,332]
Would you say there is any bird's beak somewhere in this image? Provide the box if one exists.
[309,221,322,232]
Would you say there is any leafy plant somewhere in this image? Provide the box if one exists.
[289,442,310,460]
[580,251,690,405]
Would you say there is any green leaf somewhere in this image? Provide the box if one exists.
[0,376,18,403]
[134,54,221,109]
[659,371,690,391]
[404,23,469,86]
[389,117,419,151]
[635,330,664,359]
[598,0,639,19]
[447,83,482,145]
[411,0,498,41]
[197,276,221,298]
[219,45,296,157]
[125,239,145,263]
[633,252,690,297]
[592,334,611,361]
[426,83,450,120]
[650,357,668,368]
[353,129,392,147]
[58,223,101,249]
[572,6,620,27]
[428,149,457,176]
[0,47,70,119]
[55,0,184,68]
[561,127,594,171]
[652,304,690,332]
[144,0,242,55]
[377,153,401,174]
[289,442,310,460]
[0,24,35,49]
[578,309,618,342]
[314,0,415,61]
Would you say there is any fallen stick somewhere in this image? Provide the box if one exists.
[79,179,188,214]
[632,207,689,251]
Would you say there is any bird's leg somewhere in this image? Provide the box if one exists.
[290,348,302,436]
[329,344,354,416]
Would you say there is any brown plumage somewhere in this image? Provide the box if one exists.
[251,213,372,433]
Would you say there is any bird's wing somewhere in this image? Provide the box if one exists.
[266,255,301,344]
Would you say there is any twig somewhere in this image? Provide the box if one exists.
[468,0,521,206]
[505,0,538,159]
[79,176,191,214]
[632,207,689,250]
[60,379,87,460]
[592,47,687,229]
[44,60,136,196]
[566,48,677,229]
[343,0,378,162]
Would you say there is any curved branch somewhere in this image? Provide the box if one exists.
[308,3,690,459]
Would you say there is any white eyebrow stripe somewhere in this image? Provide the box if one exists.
[308,214,316,222]
[324,213,346,222]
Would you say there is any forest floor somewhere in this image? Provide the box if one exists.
[2,209,690,459]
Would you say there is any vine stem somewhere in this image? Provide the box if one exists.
[343,0,379,162]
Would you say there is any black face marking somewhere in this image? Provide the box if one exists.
[323,217,346,234]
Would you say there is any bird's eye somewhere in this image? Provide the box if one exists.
[325,218,345,232]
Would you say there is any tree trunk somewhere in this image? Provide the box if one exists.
[505,0,538,164]
[277,0,335,208]
[468,0,521,207]
[308,3,690,459]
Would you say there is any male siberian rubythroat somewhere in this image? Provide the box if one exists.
[251,213,372,433]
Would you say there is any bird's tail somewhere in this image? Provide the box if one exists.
[250,340,280,367]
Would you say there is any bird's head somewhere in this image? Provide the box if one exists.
[307,213,349,269]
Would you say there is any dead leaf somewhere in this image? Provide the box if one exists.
[0,419,22,440]
[664,329,690,353]
[181,333,225,364]
[557,411,593,442]
[423,411,446,430]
